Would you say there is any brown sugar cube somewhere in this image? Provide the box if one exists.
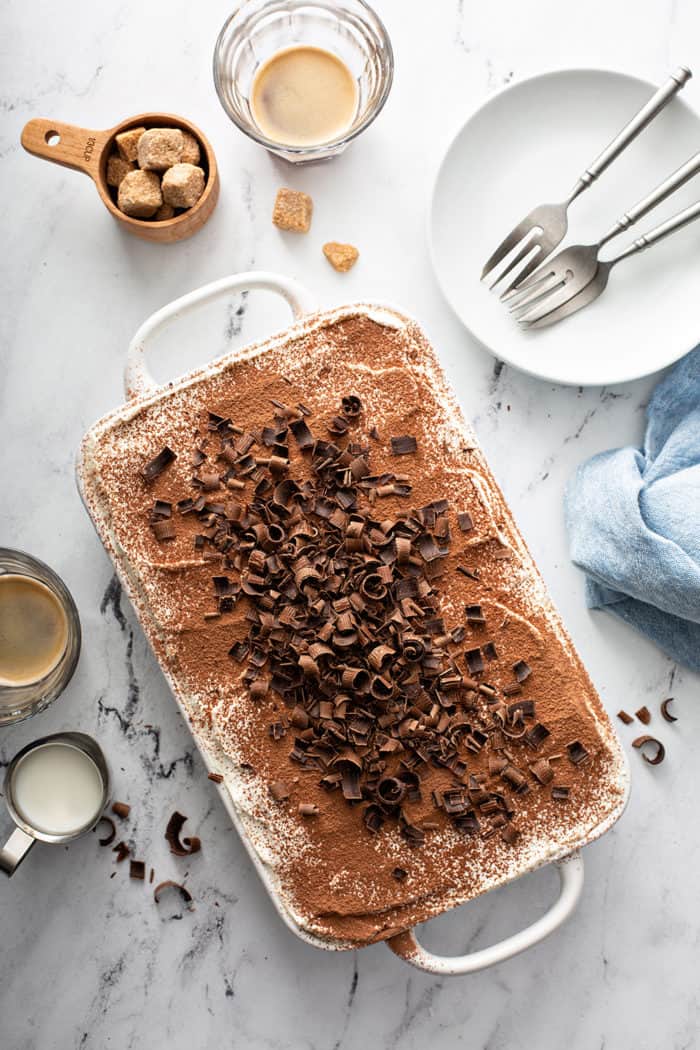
[180,130,201,165]
[323,241,359,272]
[161,163,205,209]
[115,126,146,163]
[154,202,176,221]
[137,128,184,171]
[272,187,313,233]
[118,169,163,218]
[106,153,135,188]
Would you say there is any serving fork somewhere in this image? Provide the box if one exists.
[519,199,700,329]
[505,149,700,321]
[481,66,692,293]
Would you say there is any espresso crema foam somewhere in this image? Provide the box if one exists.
[79,305,627,947]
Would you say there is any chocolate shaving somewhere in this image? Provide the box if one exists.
[660,698,677,723]
[113,841,130,863]
[465,648,484,675]
[617,710,634,725]
[466,604,485,626]
[153,880,193,906]
[152,519,176,542]
[341,395,362,418]
[566,741,589,766]
[207,772,224,783]
[392,867,408,880]
[457,511,474,532]
[298,803,319,817]
[632,735,665,765]
[129,860,146,880]
[529,758,554,785]
[390,435,417,456]
[551,785,570,801]
[270,781,290,801]
[513,659,531,683]
[635,706,651,725]
[111,801,131,820]
[141,446,176,481]
[164,811,201,856]
[97,816,116,846]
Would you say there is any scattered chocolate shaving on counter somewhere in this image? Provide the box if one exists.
[632,735,665,766]
[113,841,130,863]
[130,860,146,880]
[149,868,155,884]
[390,435,417,456]
[635,706,651,725]
[141,446,176,481]
[551,786,570,801]
[566,741,589,766]
[97,816,116,846]
[165,811,202,856]
[111,801,131,819]
[660,698,677,723]
[208,772,224,783]
[617,710,633,725]
[153,880,193,907]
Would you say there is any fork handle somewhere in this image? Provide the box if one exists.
[611,199,700,263]
[568,66,692,201]
[599,150,700,245]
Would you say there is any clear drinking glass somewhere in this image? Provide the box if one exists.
[213,0,394,162]
[0,549,81,726]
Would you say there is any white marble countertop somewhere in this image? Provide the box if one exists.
[2,1,699,1047]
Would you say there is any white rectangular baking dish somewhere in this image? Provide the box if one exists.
[76,271,630,975]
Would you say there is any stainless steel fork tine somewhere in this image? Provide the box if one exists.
[491,243,546,294]
[508,273,566,315]
[480,222,531,281]
[502,267,557,306]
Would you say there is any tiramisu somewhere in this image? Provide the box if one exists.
[79,304,628,947]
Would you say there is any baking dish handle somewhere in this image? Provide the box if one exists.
[125,271,318,399]
[386,852,584,975]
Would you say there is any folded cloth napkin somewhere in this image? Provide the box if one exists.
[565,347,700,671]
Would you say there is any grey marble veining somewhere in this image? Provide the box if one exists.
[1,1,699,1048]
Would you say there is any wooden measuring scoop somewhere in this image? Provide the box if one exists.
[21,112,219,243]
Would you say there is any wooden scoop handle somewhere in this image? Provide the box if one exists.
[21,118,108,180]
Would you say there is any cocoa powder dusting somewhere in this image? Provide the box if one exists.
[80,307,627,946]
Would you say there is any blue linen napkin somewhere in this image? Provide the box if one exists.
[565,347,700,670]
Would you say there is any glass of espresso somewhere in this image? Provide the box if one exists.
[0,549,81,725]
[213,0,394,162]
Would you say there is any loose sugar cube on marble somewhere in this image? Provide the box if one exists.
[115,126,146,162]
[323,241,359,272]
[161,163,205,208]
[272,187,313,233]
[118,169,163,218]
[137,128,184,171]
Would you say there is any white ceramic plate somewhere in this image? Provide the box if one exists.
[430,69,700,386]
